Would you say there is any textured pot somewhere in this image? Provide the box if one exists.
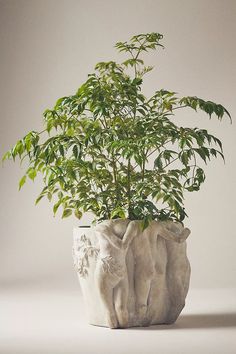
[73,219,191,329]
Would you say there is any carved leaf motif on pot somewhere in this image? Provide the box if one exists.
[73,233,99,277]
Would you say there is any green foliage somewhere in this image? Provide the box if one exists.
[2,32,231,226]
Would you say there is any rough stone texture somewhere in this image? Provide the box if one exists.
[73,219,191,329]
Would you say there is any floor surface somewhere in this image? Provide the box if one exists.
[0,285,235,354]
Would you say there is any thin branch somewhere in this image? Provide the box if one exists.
[132,139,173,170]
[127,158,131,218]
[162,157,179,169]
[192,152,197,181]
[171,105,188,111]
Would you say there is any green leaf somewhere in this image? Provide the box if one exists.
[141,216,152,231]
[24,134,33,152]
[2,151,11,162]
[62,209,72,218]
[27,168,37,181]
[47,192,52,201]
[73,145,78,159]
[194,148,207,163]
[66,128,75,136]
[212,136,223,152]
[54,97,65,109]
[154,155,163,169]
[59,145,64,157]
[53,201,61,215]
[180,151,189,165]
[111,207,126,219]
[35,194,45,205]
[74,209,82,219]
[19,175,26,190]
[13,140,25,158]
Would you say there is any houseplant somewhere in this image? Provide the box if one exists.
[3,32,230,328]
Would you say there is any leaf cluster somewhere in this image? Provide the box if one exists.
[2,33,231,227]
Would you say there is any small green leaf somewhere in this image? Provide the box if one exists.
[54,97,65,109]
[35,194,45,205]
[24,134,32,152]
[19,175,26,190]
[62,209,72,218]
[47,192,52,201]
[194,148,207,163]
[154,155,163,169]
[111,208,126,219]
[73,145,78,159]
[2,151,11,162]
[59,145,64,157]
[53,201,61,215]
[141,216,152,230]
[27,168,37,181]
[66,128,75,136]
[74,209,82,219]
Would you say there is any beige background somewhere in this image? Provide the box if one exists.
[0,0,236,291]
[1,1,236,353]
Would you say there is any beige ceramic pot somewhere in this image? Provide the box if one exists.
[73,219,191,329]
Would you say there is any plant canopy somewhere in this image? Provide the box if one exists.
[3,32,231,228]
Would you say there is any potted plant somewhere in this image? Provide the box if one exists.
[3,32,231,329]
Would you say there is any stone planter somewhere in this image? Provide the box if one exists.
[73,219,191,329]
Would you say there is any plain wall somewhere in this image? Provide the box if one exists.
[0,0,236,290]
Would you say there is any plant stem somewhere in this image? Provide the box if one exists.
[192,152,197,180]
[132,139,173,170]
[162,156,179,169]
[172,105,188,111]
[127,158,131,218]
[99,185,110,219]
[111,151,119,204]
[142,150,146,181]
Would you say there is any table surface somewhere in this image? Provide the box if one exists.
[0,285,235,354]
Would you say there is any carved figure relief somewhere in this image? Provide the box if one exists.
[94,220,139,328]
